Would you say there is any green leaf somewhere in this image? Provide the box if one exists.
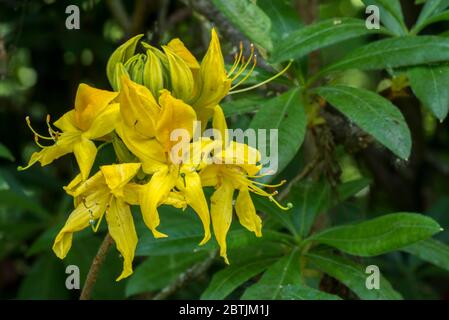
[362,0,407,35]
[211,0,272,51]
[258,0,303,40]
[408,65,449,120]
[315,85,411,159]
[0,143,14,161]
[17,254,70,299]
[308,213,442,256]
[336,178,371,202]
[241,248,301,299]
[289,180,331,237]
[221,95,265,117]
[270,18,385,63]
[320,36,449,76]
[414,0,449,32]
[126,252,208,297]
[306,251,403,300]
[0,189,51,220]
[250,88,306,177]
[201,256,278,300]
[280,284,342,300]
[403,238,449,272]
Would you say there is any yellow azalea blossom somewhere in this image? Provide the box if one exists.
[53,163,141,281]
[107,29,291,128]
[200,143,289,264]
[19,84,119,180]
[116,77,211,245]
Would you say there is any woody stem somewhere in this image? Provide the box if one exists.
[80,233,113,300]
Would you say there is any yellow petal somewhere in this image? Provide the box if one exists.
[100,163,141,198]
[199,165,220,187]
[167,38,200,70]
[73,137,97,180]
[105,197,138,281]
[162,46,194,102]
[194,29,231,116]
[210,179,234,264]
[65,170,105,197]
[235,187,262,237]
[18,133,79,171]
[54,110,78,132]
[74,83,119,131]
[85,103,120,139]
[115,120,167,174]
[212,105,228,143]
[52,189,109,259]
[156,90,197,152]
[140,166,177,238]
[163,191,187,209]
[123,183,143,206]
[179,166,211,245]
[119,76,160,138]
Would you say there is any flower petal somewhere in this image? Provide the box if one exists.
[85,103,121,139]
[179,166,211,245]
[100,163,141,197]
[162,46,194,102]
[119,77,160,138]
[52,189,109,259]
[74,83,118,131]
[235,187,262,237]
[140,166,177,238]
[167,38,200,70]
[73,137,97,180]
[54,110,78,132]
[156,90,197,152]
[193,29,231,118]
[210,179,234,264]
[106,198,138,281]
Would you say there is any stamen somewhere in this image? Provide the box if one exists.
[26,116,53,140]
[46,115,59,140]
[228,42,244,76]
[230,54,257,90]
[269,196,292,211]
[251,179,286,188]
[229,60,293,95]
[231,44,255,82]
[33,135,47,149]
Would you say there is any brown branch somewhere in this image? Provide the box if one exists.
[80,233,113,300]
[152,250,217,300]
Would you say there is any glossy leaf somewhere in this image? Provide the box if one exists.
[315,85,411,159]
[306,251,402,300]
[408,65,449,121]
[241,249,301,299]
[250,88,306,177]
[211,0,272,51]
[403,238,449,272]
[320,36,449,76]
[308,213,442,256]
[270,18,385,63]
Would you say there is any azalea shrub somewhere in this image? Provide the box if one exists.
[1,0,449,300]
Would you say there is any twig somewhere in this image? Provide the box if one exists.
[278,154,322,201]
[80,233,114,300]
[152,250,217,300]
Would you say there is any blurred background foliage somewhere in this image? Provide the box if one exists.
[0,0,448,300]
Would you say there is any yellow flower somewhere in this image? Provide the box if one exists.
[19,84,119,180]
[116,78,211,245]
[53,163,141,281]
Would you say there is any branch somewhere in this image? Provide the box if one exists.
[79,233,113,300]
[152,250,217,300]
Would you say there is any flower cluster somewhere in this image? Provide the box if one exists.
[20,29,290,280]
